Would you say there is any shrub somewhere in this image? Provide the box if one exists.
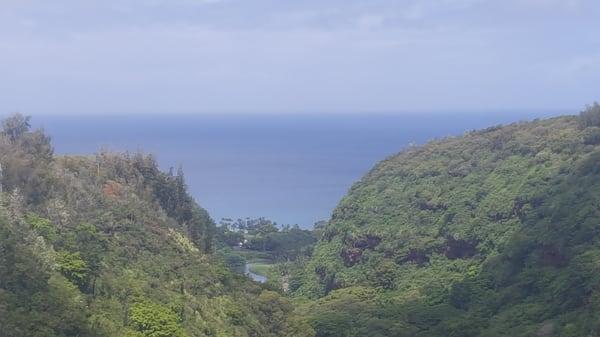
[578,102,600,128]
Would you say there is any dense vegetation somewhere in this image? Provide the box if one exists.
[217,217,316,259]
[216,217,317,287]
[290,105,600,336]
[0,114,313,337]
[4,105,600,337]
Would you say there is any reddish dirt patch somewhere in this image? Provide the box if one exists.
[102,180,123,198]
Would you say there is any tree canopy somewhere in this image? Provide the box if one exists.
[0,114,313,337]
[290,112,600,336]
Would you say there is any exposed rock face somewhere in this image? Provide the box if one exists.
[340,234,382,266]
[443,236,478,260]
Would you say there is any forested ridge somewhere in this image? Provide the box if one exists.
[0,114,313,337]
[288,105,600,337]
[3,105,600,337]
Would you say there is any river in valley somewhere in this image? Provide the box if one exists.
[244,263,267,283]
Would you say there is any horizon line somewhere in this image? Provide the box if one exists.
[2,107,578,119]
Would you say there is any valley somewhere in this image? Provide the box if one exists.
[2,105,600,337]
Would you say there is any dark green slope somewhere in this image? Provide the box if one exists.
[294,106,600,336]
[0,114,313,337]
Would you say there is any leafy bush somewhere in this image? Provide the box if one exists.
[579,102,600,128]
[582,126,600,145]
[129,301,186,337]
[55,251,88,287]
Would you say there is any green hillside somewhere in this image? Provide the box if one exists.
[4,106,600,337]
[291,106,600,336]
[0,114,313,337]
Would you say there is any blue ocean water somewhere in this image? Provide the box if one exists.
[30,112,562,228]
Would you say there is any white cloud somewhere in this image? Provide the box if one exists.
[356,14,386,30]
[0,0,598,114]
[545,54,600,81]
[515,0,582,9]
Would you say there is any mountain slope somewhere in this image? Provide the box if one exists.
[0,114,313,337]
[293,107,600,336]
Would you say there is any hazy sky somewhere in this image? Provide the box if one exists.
[1,0,598,115]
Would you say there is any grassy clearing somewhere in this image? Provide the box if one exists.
[248,262,273,277]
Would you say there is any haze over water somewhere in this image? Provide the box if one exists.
[32,112,560,227]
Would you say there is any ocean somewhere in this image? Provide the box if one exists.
[30,111,562,228]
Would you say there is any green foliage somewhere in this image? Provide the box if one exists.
[9,109,600,337]
[262,227,317,260]
[122,330,145,337]
[256,290,316,337]
[217,247,246,271]
[215,225,245,246]
[292,111,600,336]
[55,251,88,287]
[0,203,94,337]
[2,113,31,141]
[0,114,310,337]
[218,218,317,262]
[25,213,57,241]
[0,113,53,203]
[579,102,600,128]
[129,300,186,337]
[248,262,273,276]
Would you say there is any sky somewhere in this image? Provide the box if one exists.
[1,0,599,115]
